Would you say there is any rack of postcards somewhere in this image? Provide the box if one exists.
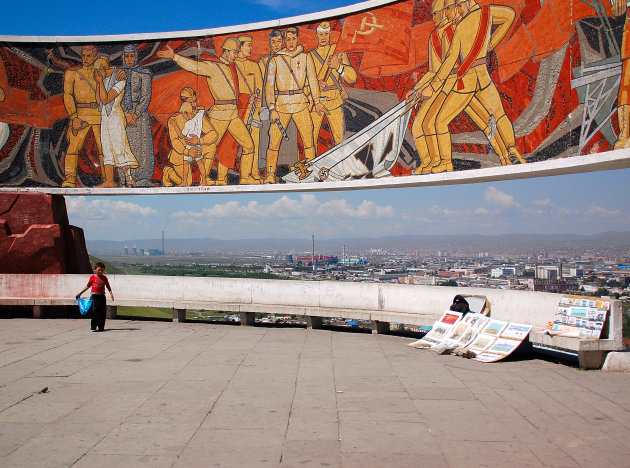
[407,311,533,363]
[545,294,610,338]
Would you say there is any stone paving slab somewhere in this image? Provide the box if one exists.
[0,318,629,467]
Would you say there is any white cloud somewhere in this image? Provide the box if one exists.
[67,197,158,221]
[484,186,520,209]
[557,207,580,216]
[427,205,492,218]
[474,207,491,215]
[532,198,552,207]
[172,195,395,223]
[584,204,621,218]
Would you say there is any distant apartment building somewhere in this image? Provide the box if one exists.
[581,284,599,293]
[437,270,465,278]
[297,255,339,266]
[338,257,368,265]
[508,277,521,288]
[491,267,516,278]
[537,266,559,279]
[398,275,437,285]
[527,277,578,292]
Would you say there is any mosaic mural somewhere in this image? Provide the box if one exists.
[0,0,628,189]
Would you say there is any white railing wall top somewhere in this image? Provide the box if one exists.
[0,274,567,327]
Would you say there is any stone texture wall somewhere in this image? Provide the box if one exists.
[0,193,91,273]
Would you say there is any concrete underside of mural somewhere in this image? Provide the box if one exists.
[1,0,630,194]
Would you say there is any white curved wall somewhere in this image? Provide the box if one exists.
[0,274,564,327]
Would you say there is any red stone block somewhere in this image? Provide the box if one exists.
[0,192,91,274]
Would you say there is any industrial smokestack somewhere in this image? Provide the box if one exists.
[162,230,165,255]
[312,234,315,272]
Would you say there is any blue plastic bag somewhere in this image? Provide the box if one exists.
[78,297,93,315]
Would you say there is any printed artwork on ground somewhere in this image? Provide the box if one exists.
[408,312,533,362]
[0,0,628,189]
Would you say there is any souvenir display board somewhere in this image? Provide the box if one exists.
[1,0,630,193]
[546,294,610,338]
[407,310,463,348]
[409,312,532,363]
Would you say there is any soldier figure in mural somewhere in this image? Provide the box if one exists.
[158,38,255,185]
[309,21,357,154]
[259,29,285,85]
[408,0,521,173]
[62,45,103,187]
[163,87,218,186]
[407,0,450,173]
[264,27,328,183]
[120,45,155,187]
[258,29,284,181]
[234,34,264,183]
[416,0,523,172]
[93,55,139,187]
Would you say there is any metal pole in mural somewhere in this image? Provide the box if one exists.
[0,0,630,193]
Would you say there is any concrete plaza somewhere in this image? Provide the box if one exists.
[0,318,629,468]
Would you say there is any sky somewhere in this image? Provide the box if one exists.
[4,0,630,241]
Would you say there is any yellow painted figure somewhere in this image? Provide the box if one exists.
[309,21,357,153]
[264,27,328,183]
[162,88,218,186]
[158,39,254,185]
[62,45,103,187]
[258,29,285,86]
[421,0,522,173]
[407,0,449,173]
[235,34,264,184]
[414,0,522,173]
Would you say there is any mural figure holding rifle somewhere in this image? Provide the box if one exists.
[309,21,357,154]
[234,34,264,184]
[157,38,255,185]
[264,27,328,183]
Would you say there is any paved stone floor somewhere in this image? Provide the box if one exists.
[0,319,629,467]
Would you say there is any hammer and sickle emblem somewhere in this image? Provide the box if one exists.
[352,12,385,43]
[293,160,313,180]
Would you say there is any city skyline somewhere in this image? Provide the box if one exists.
[4,0,630,241]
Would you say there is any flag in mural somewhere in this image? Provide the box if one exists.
[283,102,411,182]
[0,0,629,191]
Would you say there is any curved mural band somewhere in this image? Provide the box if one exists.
[1,0,630,193]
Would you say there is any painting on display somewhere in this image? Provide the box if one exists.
[408,312,533,362]
[1,0,629,191]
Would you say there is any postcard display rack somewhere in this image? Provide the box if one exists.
[408,311,533,363]
[547,295,610,338]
